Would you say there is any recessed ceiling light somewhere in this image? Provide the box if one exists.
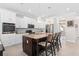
[28,9,32,13]
[66,8,70,11]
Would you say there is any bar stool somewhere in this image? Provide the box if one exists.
[51,33,58,55]
[54,32,62,52]
[52,33,59,52]
[38,34,53,56]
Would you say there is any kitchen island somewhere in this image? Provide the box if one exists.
[22,33,50,56]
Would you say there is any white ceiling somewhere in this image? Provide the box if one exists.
[0,3,79,18]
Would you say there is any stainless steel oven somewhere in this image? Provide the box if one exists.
[2,23,15,34]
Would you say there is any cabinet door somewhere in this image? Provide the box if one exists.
[16,17,28,28]
[1,34,16,47]
[22,36,32,56]
[1,9,16,23]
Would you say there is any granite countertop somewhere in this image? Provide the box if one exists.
[23,33,52,39]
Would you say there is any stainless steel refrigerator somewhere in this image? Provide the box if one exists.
[46,24,54,33]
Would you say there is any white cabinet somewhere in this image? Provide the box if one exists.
[16,16,35,28]
[15,34,23,44]
[35,22,38,28]
[16,17,23,28]
[1,34,16,47]
[35,22,45,28]
[0,8,16,23]
[1,34,23,47]
[16,17,28,28]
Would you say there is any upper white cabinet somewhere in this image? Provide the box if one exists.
[16,16,35,28]
[16,17,24,28]
[0,8,16,23]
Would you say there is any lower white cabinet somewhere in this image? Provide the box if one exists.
[1,34,23,47]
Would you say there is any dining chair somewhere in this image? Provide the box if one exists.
[52,33,59,52]
[38,34,53,56]
[51,33,58,55]
[58,32,62,48]
[53,32,62,52]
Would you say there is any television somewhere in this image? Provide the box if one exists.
[28,24,34,28]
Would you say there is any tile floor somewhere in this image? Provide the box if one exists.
[3,43,27,56]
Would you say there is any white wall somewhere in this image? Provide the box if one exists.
[58,16,79,43]
[65,17,77,43]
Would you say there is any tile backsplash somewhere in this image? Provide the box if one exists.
[16,28,44,34]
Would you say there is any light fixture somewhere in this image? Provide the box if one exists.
[66,8,70,11]
[28,8,32,13]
